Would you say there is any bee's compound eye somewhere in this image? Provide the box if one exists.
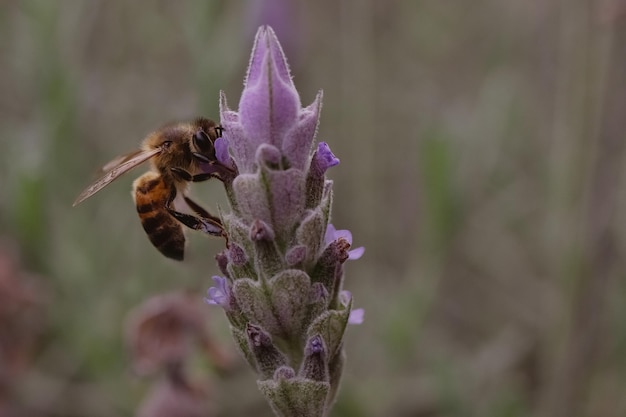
[193,130,214,153]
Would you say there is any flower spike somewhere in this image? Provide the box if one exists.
[208,26,363,417]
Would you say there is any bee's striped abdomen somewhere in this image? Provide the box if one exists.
[133,172,186,260]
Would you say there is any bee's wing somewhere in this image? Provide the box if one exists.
[73,148,162,206]
[100,149,145,173]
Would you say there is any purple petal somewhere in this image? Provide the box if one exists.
[324,223,338,245]
[245,26,291,90]
[348,246,365,260]
[220,92,254,173]
[214,137,230,165]
[282,91,323,170]
[348,308,364,325]
[205,276,230,309]
[333,229,353,245]
[325,224,363,261]
[314,142,339,173]
[325,224,353,245]
[239,26,300,152]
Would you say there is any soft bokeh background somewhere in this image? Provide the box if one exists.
[2,1,626,416]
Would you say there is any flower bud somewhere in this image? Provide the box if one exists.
[306,142,339,208]
[299,335,328,382]
[246,323,287,380]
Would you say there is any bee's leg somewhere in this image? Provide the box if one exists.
[166,194,225,239]
[170,167,193,181]
[183,196,222,224]
[192,152,212,164]
[170,167,217,183]
[190,172,217,182]
[167,208,224,237]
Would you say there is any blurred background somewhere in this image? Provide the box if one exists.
[1,0,626,416]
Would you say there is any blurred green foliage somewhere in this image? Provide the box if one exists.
[1,1,626,416]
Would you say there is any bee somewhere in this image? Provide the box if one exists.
[73,117,233,261]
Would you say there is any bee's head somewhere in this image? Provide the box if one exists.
[189,118,222,161]
[144,123,196,174]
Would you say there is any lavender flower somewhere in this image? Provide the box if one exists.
[205,275,230,309]
[207,26,363,417]
[325,224,365,261]
[348,308,365,325]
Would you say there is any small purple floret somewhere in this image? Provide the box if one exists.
[348,246,365,260]
[315,142,339,173]
[348,308,364,325]
[205,276,230,309]
[324,224,365,261]
[214,137,231,166]
[307,335,325,355]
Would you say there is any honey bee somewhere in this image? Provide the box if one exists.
[73,117,233,260]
